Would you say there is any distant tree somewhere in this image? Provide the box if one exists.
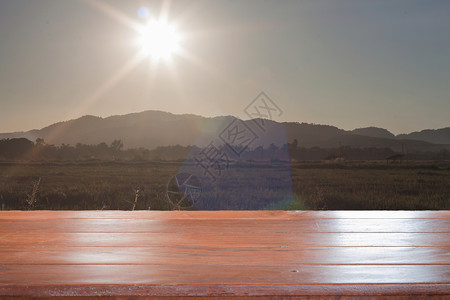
[110,140,124,154]
[35,138,45,146]
[288,139,298,157]
[253,146,264,160]
[0,138,34,159]
[267,143,279,160]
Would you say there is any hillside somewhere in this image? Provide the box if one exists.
[352,127,396,139]
[0,110,448,152]
[397,128,450,144]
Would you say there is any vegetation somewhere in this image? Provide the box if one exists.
[1,137,448,162]
[0,137,448,210]
[0,161,177,210]
[289,161,449,210]
[0,160,448,211]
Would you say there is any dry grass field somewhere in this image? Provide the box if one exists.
[0,160,448,210]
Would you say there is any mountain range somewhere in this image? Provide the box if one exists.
[0,110,449,152]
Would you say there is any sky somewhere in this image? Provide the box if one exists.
[0,0,449,135]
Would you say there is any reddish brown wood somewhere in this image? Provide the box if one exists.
[0,210,448,219]
[1,218,448,233]
[0,210,449,299]
[1,246,449,265]
[2,232,449,247]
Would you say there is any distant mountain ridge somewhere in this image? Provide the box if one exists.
[0,110,448,152]
[351,126,450,145]
[397,128,450,145]
[352,127,396,139]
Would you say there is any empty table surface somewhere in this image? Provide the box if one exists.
[0,210,449,299]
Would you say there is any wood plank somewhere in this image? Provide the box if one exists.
[1,210,449,219]
[1,232,449,247]
[1,218,448,233]
[1,284,449,298]
[0,210,448,298]
[0,247,448,265]
[1,264,449,285]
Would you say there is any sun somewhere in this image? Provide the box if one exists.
[138,20,181,60]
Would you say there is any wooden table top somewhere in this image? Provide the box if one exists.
[0,210,449,299]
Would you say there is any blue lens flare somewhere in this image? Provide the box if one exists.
[137,7,149,19]
[171,117,294,210]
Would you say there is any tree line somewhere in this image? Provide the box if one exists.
[0,137,447,161]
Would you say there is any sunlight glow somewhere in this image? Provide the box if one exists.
[138,20,181,60]
[80,0,223,118]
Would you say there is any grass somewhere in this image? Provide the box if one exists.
[0,161,178,210]
[290,161,450,210]
[0,160,448,210]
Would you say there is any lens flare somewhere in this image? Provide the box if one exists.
[137,7,149,19]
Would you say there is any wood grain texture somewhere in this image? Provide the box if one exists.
[0,210,449,219]
[0,210,449,299]
[1,218,449,233]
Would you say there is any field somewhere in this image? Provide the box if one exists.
[289,161,449,210]
[0,160,448,210]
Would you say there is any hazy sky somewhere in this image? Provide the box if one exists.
[0,0,449,134]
